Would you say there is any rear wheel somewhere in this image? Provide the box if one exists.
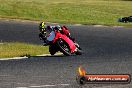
[74,42,82,50]
[57,39,71,56]
[75,49,82,55]
[74,42,82,55]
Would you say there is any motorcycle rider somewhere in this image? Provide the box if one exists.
[54,25,75,41]
[39,21,75,45]
[38,21,48,45]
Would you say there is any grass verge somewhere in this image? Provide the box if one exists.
[0,0,132,26]
[0,42,49,58]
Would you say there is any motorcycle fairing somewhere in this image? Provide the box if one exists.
[53,31,76,53]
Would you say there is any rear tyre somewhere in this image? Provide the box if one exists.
[75,49,82,55]
[57,39,71,56]
[74,42,82,55]
[74,42,82,50]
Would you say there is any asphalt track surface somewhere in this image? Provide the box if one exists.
[0,20,132,88]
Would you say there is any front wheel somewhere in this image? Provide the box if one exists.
[57,39,71,56]
[49,45,57,55]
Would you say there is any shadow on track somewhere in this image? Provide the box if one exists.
[26,54,76,58]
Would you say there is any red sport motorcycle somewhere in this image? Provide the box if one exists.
[43,28,82,56]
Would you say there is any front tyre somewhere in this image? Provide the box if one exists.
[57,39,71,56]
[49,45,56,55]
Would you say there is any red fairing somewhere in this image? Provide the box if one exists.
[61,26,70,36]
[53,31,76,53]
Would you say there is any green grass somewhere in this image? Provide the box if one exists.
[0,42,49,58]
[0,0,132,26]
